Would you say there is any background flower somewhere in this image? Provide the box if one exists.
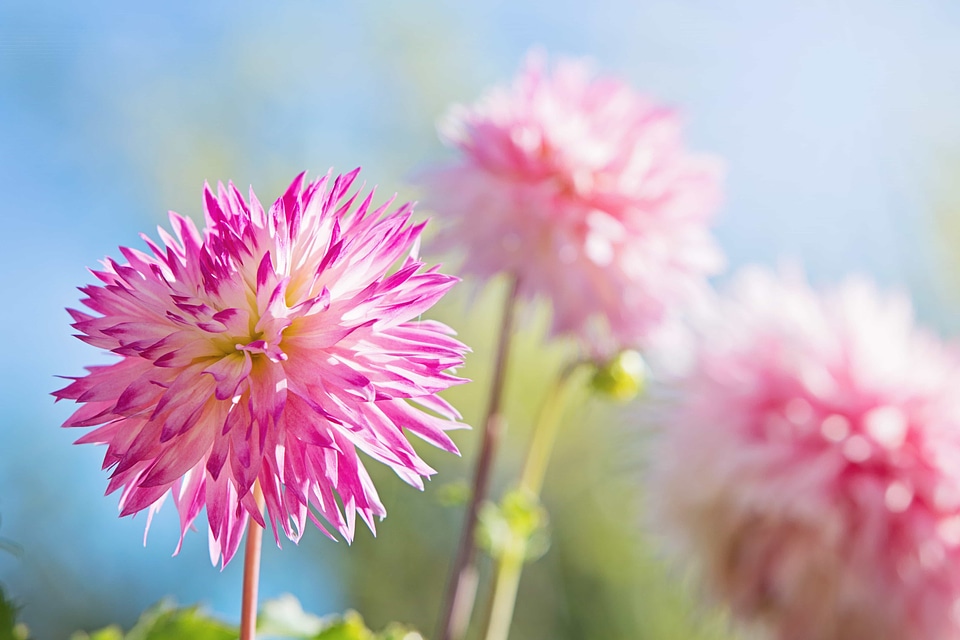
[420,51,723,355]
[54,170,468,566]
[648,267,960,640]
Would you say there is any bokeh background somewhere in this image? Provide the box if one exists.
[3,1,960,638]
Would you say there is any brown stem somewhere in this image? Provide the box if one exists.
[240,483,265,640]
[437,277,521,640]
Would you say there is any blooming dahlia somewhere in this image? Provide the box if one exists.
[420,51,723,354]
[55,170,468,566]
[649,267,960,640]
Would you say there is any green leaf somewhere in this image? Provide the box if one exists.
[69,626,124,640]
[73,600,236,640]
[258,596,424,640]
[0,586,18,638]
[126,600,235,640]
[0,585,31,640]
[374,623,424,640]
[257,594,326,637]
[312,611,373,640]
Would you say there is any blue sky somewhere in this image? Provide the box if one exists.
[3,0,960,636]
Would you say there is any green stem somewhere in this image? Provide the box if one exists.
[482,362,585,640]
[518,362,583,496]
[482,538,526,640]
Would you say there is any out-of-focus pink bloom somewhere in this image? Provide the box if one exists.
[54,170,468,566]
[649,267,960,640]
[421,51,723,355]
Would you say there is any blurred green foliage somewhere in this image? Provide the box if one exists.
[0,585,29,640]
[69,600,235,640]
[258,596,424,640]
[68,597,424,640]
[477,490,550,563]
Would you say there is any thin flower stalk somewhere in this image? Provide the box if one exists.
[438,277,521,640]
[518,361,586,497]
[240,483,265,640]
[482,362,584,640]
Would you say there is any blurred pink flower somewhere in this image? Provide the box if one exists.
[649,267,960,640]
[421,51,723,354]
[55,170,468,566]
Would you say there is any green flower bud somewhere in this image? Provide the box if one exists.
[590,350,646,401]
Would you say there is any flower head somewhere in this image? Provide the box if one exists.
[55,170,468,566]
[421,51,723,355]
[648,267,960,640]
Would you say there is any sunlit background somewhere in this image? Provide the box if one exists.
[3,1,960,638]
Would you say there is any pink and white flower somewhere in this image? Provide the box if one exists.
[55,170,468,566]
[649,267,960,640]
[421,51,723,355]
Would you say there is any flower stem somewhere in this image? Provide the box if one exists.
[240,483,265,640]
[481,539,525,640]
[438,277,522,640]
[482,361,584,640]
[518,361,583,497]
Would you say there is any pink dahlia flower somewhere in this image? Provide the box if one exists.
[55,170,468,566]
[649,267,960,640]
[420,51,723,354]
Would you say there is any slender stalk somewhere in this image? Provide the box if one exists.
[482,362,584,640]
[518,362,583,497]
[240,483,266,640]
[481,534,525,640]
[438,277,522,640]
